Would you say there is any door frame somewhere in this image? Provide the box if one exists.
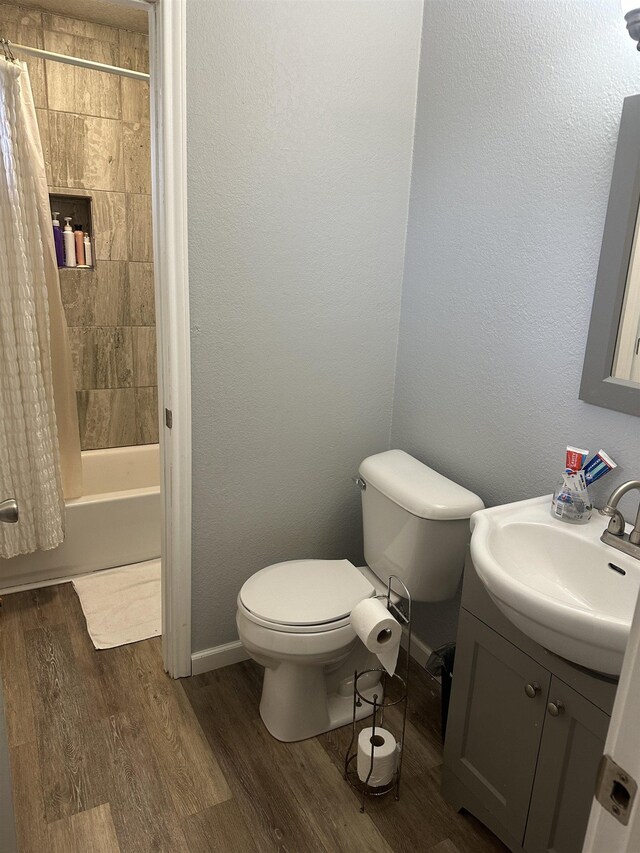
[109,0,192,677]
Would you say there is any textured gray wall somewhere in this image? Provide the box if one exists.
[392,0,640,649]
[187,1,423,653]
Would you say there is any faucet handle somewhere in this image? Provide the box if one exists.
[600,506,626,537]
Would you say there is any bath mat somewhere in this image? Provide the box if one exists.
[72,559,161,649]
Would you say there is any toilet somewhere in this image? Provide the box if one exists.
[236,449,484,742]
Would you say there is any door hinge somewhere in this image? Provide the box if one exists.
[596,754,637,826]
[165,408,173,429]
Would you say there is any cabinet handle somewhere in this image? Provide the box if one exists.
[524,682,541,698]
[547,700,565,717]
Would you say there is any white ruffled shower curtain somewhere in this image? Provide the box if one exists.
[0,58,82,557]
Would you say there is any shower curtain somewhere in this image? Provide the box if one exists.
[0,58,82,557]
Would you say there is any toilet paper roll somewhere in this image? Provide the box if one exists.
[357,727,398,787]
[350,597,402,676]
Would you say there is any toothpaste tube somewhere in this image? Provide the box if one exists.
[583,449,617,485]
[565,445,589,473]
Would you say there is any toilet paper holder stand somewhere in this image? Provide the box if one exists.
[344,574,412,813]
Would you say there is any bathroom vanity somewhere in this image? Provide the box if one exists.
[443,556,617,853]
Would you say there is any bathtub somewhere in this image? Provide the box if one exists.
[0,445,161,592]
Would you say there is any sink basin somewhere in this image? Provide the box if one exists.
[470,495,640,676]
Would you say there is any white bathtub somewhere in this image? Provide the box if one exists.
[0,445,161,592]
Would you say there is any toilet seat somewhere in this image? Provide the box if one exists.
[238,559,375,634]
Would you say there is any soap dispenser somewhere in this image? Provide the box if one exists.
[52,212,64,268]
[63,217,76,267]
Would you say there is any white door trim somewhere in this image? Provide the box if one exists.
[150,0,192,677]
[106,0,192,677]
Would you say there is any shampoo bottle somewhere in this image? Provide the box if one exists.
[63,217,76,267]
[52,212,64,268]
[74,224,86,266]
[83,233,93,267]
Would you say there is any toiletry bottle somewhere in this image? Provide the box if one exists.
[63,217,76,267]
[52,212,65,268]
[83,232,93,267]
[74,224,86,266]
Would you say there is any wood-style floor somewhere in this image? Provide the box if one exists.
[0,582,507,853]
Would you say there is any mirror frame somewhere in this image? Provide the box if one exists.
[580,93,640,417]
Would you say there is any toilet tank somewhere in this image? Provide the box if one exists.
[358,450,484,602]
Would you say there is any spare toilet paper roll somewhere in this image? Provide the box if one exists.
[357,727,398,786]
[350,597,402,676]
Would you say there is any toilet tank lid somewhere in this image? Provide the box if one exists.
[359,449,484,521]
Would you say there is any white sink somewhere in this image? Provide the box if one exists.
[470,496,640,676]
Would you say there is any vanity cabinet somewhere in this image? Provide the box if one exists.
[443,557,617,853]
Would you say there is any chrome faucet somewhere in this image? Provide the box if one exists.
[600,480,640,560]
[0,499,18,524]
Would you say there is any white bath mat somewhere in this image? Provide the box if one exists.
[72,559,161,649]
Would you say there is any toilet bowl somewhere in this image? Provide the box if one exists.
[236,559,384,742]
[236,450,484,742]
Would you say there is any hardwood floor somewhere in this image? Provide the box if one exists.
[0,582,507,853]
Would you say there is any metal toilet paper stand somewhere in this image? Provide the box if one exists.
[344,575,412,812]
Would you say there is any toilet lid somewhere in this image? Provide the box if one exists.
[239,559,375,627]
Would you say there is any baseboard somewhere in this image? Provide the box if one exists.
[191,640,250,675]
[402,630,433,670]
[190,633,432,677]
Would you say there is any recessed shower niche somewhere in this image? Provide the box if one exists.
[49,193,95,270]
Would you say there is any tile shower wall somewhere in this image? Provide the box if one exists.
[1,4,157,449]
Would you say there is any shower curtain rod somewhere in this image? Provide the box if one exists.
[5,41,149,81]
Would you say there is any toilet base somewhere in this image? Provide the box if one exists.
[260,663,384,742]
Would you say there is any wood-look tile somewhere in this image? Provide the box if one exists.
[24,624,107,822]
[49,111,124,192]
[99,712,191,853]
[132,326,156,386]
[119,29,149,73]
[123,121,151,194]
[181,800,259,853]
[19,585,68,631]
[92,191,128,261]
[59,585,115,722]
[118,641,232,817]
[69,327,133,390]
[9,740,49,853]
[44,31,121,119]
[185,663,390,852]
[42,12,119,45]
[184,669,326,852]
[127,193,153,261]
[428,841,463,853]
[121,77,150,124]
[76,388,137,449]
[35,108,51,183]
[128,262,155,324]
[0,594,36,747]
[48,803,121,853]
[2,584,507,853]
[135,386,159,445]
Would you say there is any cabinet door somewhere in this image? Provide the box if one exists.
[444,610,551,842]
[523,676,609,853]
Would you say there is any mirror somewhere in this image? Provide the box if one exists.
[580,94,640,416]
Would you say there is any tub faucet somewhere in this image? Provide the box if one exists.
[0,499,18,524]
[600,480,640,560]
